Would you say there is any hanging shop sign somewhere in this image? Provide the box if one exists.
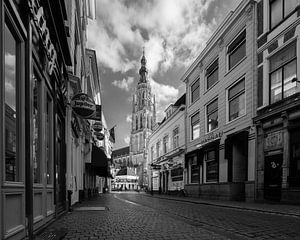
[94,132,105,141]
[71,93,96,118]
[89,105,102,121]
[93,121,103,132]
[29,0,57,75]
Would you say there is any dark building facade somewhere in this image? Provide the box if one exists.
[1,0,72,238]
[254,0,300,203]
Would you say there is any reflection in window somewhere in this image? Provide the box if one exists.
[33,73,40,183]
[207,99,218,132]
[205,149,218,182]
[228,79,245,121]
[270,42,297,104]
[191,79,199,103]
[191,112,200,140]
[173,127,179,149]
[270,0,298,29]
[228,30,246,70]
[5,23,17,181]
[46,93,53,184]
[190,156,199,183]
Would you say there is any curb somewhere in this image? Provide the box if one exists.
[144,194,300,218]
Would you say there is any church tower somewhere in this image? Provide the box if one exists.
[130,50,156,187]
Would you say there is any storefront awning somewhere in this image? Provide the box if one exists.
[91,145,110,177]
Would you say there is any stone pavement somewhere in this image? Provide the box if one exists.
[144,192,300,218]
[35,192,300,240]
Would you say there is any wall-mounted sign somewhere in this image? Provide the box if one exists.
[198,131,223,147]
[71,93,96,118]
[29,0,57,75]
[264,130,283,150]
[93,121,103,132]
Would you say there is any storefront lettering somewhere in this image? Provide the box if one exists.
[199,131,223,146]
[29,0,57,75]
[264,131,283,150]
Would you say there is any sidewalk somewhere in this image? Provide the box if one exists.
[143,192,300,218]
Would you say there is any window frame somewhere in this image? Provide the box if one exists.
[204,149,218,183]
[173,127,179,149]
[227,29,246,71]
[270,0,299,30]
[206,98,218,133]
[206,58,219,90]
[3,12,25,183]
[163,135,169,154]
[191,112,200,141]
[269,41,297,104]
[189,155,199,184]
[227,78,246,122]
[190,78,200,104]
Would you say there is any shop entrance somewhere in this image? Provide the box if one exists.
[264,154,283,201]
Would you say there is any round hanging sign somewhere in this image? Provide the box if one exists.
[95,132,104,140]
[71,93,96,118]
[93,121,103,132]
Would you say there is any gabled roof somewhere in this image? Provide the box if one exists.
[112,146,130,158]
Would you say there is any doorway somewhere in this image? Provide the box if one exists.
[264,154,283,201]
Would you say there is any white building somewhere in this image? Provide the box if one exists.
[147,94,186,193]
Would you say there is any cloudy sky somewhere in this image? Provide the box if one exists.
[87,0,242,149]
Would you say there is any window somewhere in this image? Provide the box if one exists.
[270,0,298,29]
[151,146,154,161]
[163,135,169,154]
[46,93,53,184]
[156,141,161,158]
[140,114,143,129]
[205,149,218,182]
[228,30,246,70]
[191,112,200,140]
[33,73,41,183]
[228,79,245,121]
[289,129,300,187]
[171,167,183,181]
[173,127,179,149]
[190,156,199,183]
[136,116,138,130]
[207,99,218,132]
[206,58,218,89]
[269,42,297,104]
[4,20,21,182]
[191,79,200,103]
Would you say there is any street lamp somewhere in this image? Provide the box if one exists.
[291,77,300,83]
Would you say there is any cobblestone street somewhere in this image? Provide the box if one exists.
[38,192,300,240]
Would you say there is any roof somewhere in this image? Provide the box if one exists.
[112,146,130,158]
[116,167,137,176]
[174,94,186,107]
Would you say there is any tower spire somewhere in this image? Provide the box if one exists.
[139,48,148,83]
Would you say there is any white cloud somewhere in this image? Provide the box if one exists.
[149,78,179,121]
[87,0,231,75]
[126,114,132,123]
[124,136,130,145]
[112,77,134,91]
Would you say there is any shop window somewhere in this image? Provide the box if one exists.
[46,93,53,184]
[269,42,297,104]
[171,167,183,182]
[207,99,218,132]
[4,20,22,182]
[190,156,199,183]
[206,58,219,89]
[289,130,300,187]
[191,79,200,104]
[191,112,200,140]
[270,0,298,29]
[33,73,41,183]
[227,30,246,70]
[173,127,179,149]
[205,149,218,182]
[163,135,169,154]
[228,79,245,121]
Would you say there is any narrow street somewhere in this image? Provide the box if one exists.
[39,192,300,240]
